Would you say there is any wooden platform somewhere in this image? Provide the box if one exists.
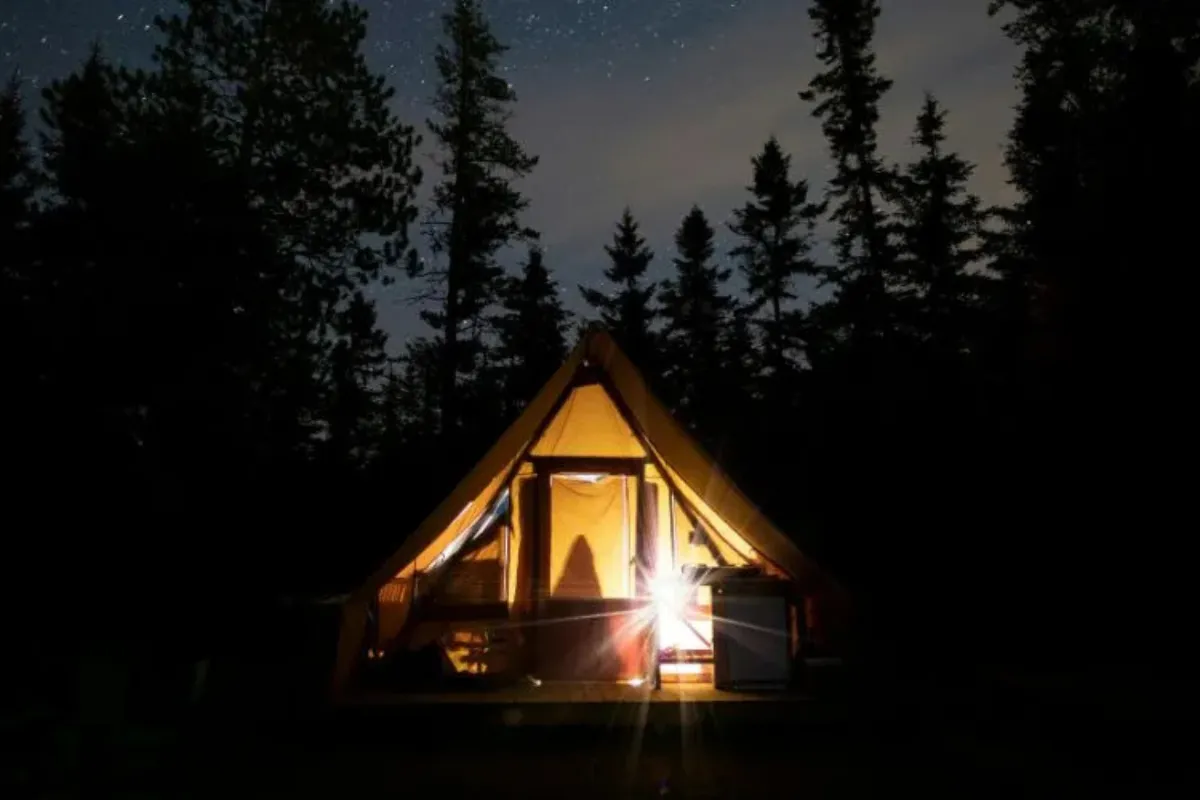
[340,681,831,728]
[355,681,799,704]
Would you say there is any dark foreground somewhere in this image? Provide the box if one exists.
[10,669,1194,799]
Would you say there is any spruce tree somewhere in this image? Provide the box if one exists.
[800,0,900,351]
[895,94,988,357]
[390,338,442,442]
[37,46,126,210]
[729,136,824,390]
[28,43,322,600]
[659,206,735,436]
[580,208,659,372]
[0,72,40,456]
[721,299,760,418]
[0,72,36,245]
[989,0,1199,383]
[1,73,37,311]
[494,246,570,416]
[982,0,1200,661]
[415,0,539,441]
[148,0,423,460]
[325,290,390,470]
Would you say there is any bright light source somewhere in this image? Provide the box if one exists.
[649,570,699,651]
[650,571,691,622]
[625,677,646,688]
[526,675,542,688]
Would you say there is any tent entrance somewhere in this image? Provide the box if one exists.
[530,457,653,682]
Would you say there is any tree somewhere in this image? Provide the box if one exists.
[989,0,1200,383]
[720,298,760,425]
[0,71,39,408]
[982,1,1200,659]
[580,208,659,373]
[414,0,539,441]
[729,136,825,391]
[895,94,989,357]
[388,338,443,444]
[149,0,423,457]
[34,46,300,479]
[0,71,36,243]
[324,290,391,470]
[659,206,735,437]
[494,246,570,417]
[800,0,900,351]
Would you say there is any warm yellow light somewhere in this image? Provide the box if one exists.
[660,663,703,676]
[650,570,697,651]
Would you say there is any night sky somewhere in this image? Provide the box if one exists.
[2,0,1018,347]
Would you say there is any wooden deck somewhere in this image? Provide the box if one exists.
[340,681,832,728]
[354,681,797,704]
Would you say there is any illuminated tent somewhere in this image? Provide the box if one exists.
[333,327,847,694]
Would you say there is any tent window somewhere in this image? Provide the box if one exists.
[430,490,511,605]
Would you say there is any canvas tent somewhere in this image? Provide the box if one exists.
[333,328,847,694]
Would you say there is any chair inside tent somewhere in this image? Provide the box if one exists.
[344,336,837,692]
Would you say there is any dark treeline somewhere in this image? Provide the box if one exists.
[3,0,1198,671]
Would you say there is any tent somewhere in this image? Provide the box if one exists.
[333,327,848,694]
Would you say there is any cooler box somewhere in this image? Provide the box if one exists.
[711,577,791,690]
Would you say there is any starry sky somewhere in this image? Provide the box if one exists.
[2,0,1019,348]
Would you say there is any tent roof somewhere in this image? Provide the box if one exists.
[354,327,845,606]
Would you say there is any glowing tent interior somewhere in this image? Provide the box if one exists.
[332,328,848,696]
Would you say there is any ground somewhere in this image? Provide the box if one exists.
[168,703,1172,799]
[7,670,1193,798]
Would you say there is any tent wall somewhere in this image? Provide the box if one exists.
[436,531,504,605]
[531,383,645,458]
[377,568,415,648]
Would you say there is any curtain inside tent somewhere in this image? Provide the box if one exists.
[548,474,635,599]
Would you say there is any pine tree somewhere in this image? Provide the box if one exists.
[37,45,285,443]
[990,0,1199,380]
[325,290,390,469]
[0,72,36,243]
[580,208,659,373]
[659,206,735,437]
[1,72,40,452]
[895,94,988,357]
[494,246,570,417]
[390,338,442,442]
[729,136,825,390]
[148,0,423,460]
[37,46,126,210]
[1,71,37,302]
[414,0,539,441]
[800,0,900,351]
[721,299,760,412]
[982,0,1200,662]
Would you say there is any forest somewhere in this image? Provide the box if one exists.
[2,0,1197,669]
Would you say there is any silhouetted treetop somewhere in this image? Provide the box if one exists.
[730,136,824,384]
[580,207,659,373]
[415,0,538,441]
